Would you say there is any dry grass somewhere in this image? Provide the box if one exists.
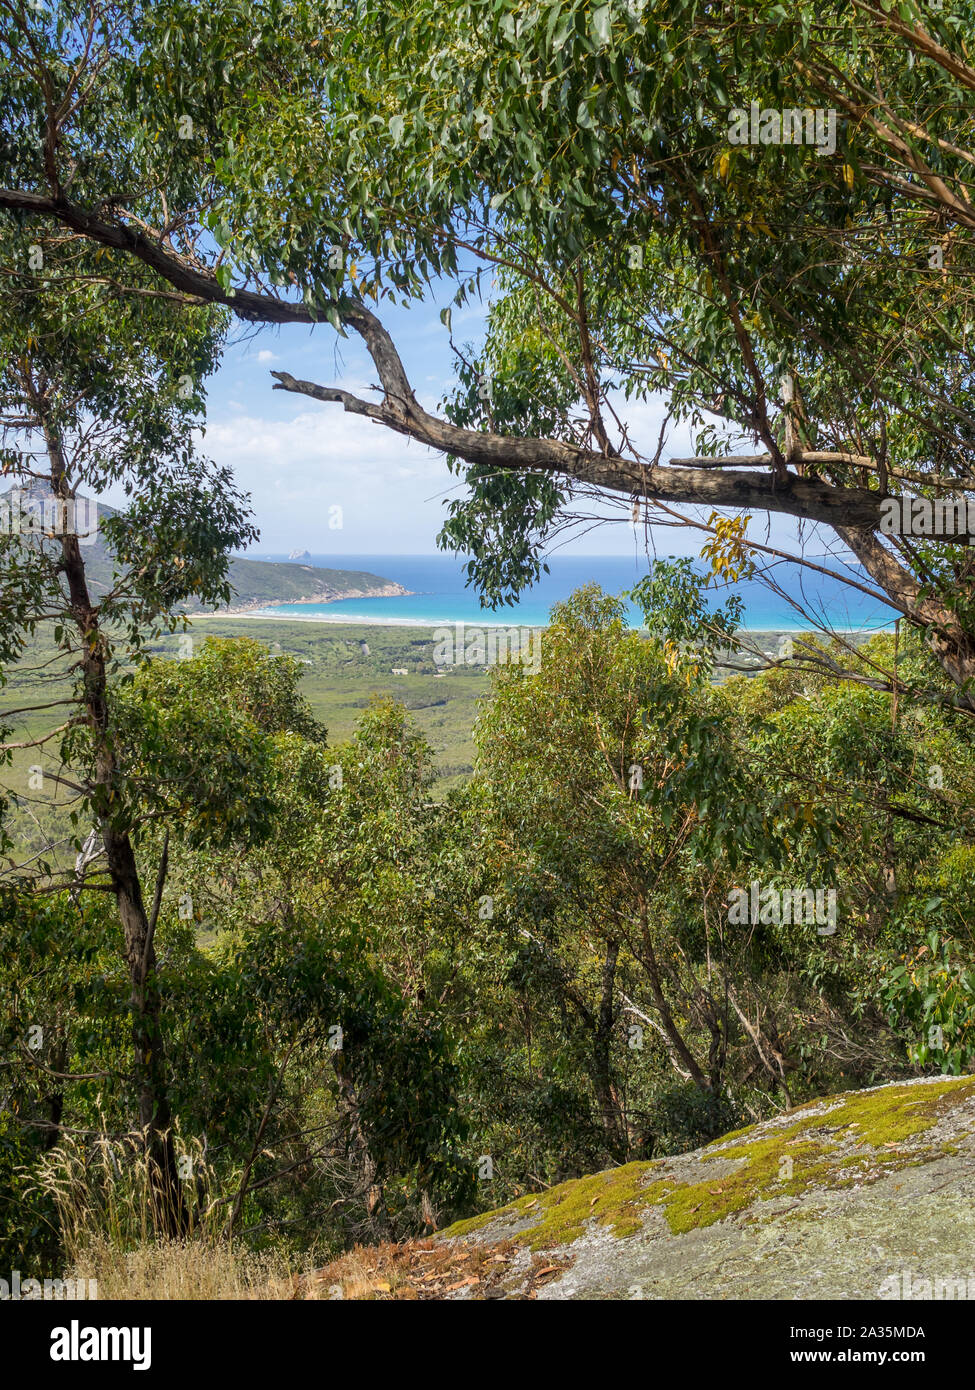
[67,1235,299,1300]
[30,1127,222,1258]
[31,1126,309,1300]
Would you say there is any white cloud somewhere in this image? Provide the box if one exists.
[200,396,455,551]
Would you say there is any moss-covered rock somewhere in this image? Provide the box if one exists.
[439,1075,975,1299]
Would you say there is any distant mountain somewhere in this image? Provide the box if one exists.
[0,486,409,610]
[288,548,312,562]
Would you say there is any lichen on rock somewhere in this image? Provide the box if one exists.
[439,1075,975,1300]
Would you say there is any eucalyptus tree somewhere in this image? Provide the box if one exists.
[0,218,255,1232]
[470,583,834,1147]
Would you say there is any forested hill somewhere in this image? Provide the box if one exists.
[0,486,407,610]
[209,555,409,612]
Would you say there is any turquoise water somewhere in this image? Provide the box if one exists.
[255,553,895,631]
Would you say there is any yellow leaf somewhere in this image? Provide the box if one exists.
[842,163,855,190]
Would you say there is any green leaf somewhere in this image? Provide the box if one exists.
[592,6,611,45]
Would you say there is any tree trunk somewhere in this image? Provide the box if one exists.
[35,393,187,1236]
[591,940,628,1161]
[333,1060,390,1239]
[637,899,712,1094]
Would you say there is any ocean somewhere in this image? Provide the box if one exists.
[254,552,896,631]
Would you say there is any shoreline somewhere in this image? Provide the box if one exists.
[203,608,894,636]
